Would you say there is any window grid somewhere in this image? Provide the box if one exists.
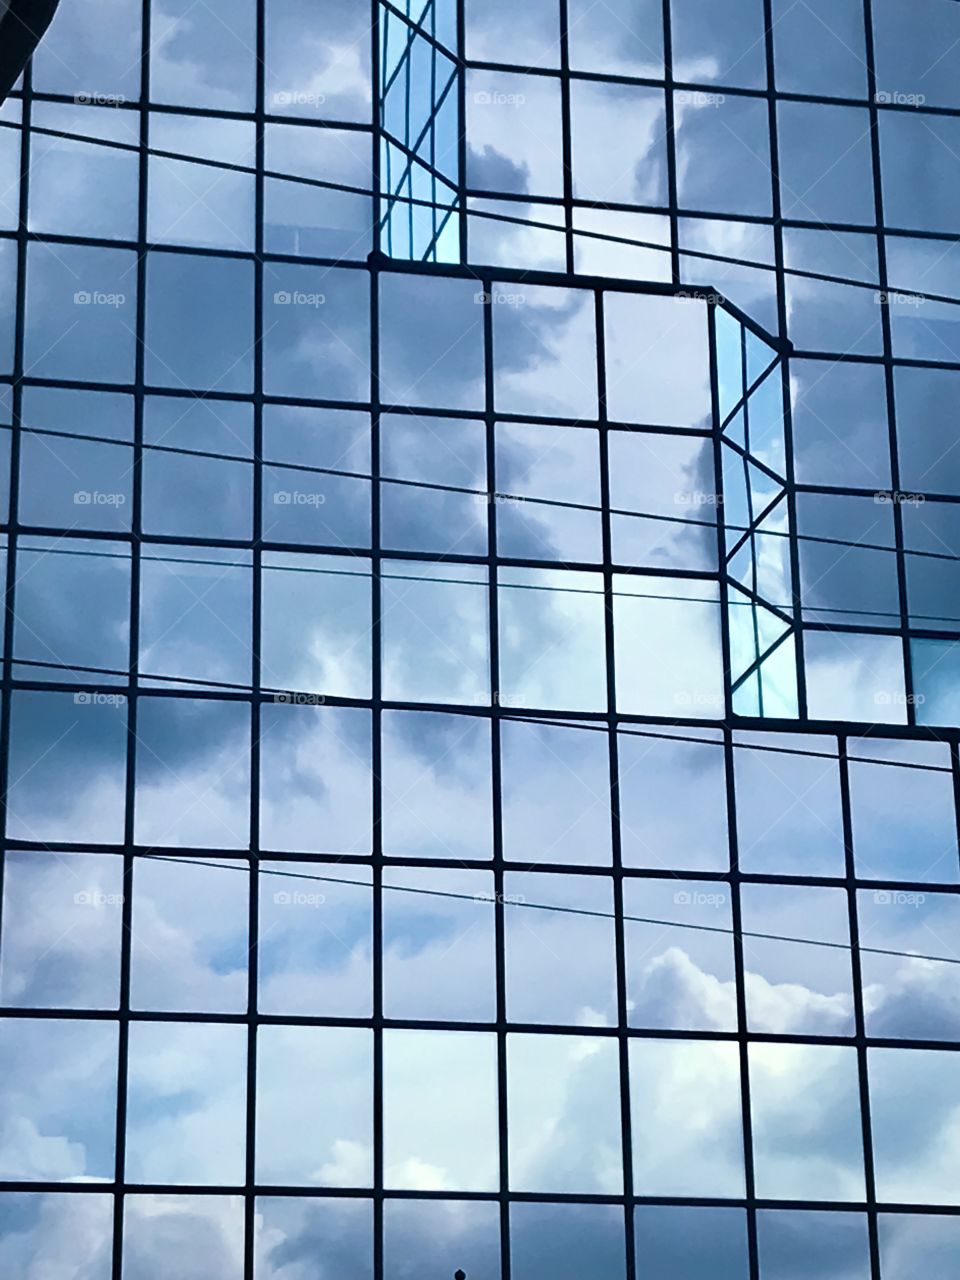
[0,2,959,1279]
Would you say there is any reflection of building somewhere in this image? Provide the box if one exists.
[0,1,959,1277]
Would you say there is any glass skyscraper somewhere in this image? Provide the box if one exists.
[0,0,959,1276]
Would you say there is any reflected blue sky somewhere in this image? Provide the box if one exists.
[2,1,960,1277]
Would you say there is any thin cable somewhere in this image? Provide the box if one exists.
[6,651,954,773]
[140,853,960,969]
[14,423,960,570]
[15,536,960,630]
[3,117,960,311]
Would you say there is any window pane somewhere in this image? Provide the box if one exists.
[501,718,612,867]
[145,252,254,393]
[257,1197,373,1280]
[505,872,618,1026]
[630,1038,744,1197]
[619,726,728,872]
[741,883,854,1036]
[498,568,607,713]
[493,285,598,421]
[384,1199,500,1280]
[749,1044,865,1202]
[757,1210,870,1280]
[869,1047,960,1207]
[266,0,372,123]
[512,1202,626,1280]
[7,691,127,844]
[261,552,372,700]
[0,851,122,1010]
[259,703,372,855]
[614,575,724,717]
[26,243,137,383]
[0,1018,117,1181]
[635,1205,749,1280]
[0,1193,113,1280]
[734,732,844,876]
[624,877,737,1032]
[858,888,960,1041]
[509,1033,622,1193]
[382,561,489,705]
[383,867,496,1022]
[126,1021,246,1185]
[384,1030,499,1192]
[380,274,485,411]
[130,856,248,1014]
[848,739,958,883]
[381,709,493,861]
[134,697,251,849]
[258,863,372,1018]
[124,1195,244,1280]
[256,1026,373,1188]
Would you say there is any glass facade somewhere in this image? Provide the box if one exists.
[1,1,960,1277]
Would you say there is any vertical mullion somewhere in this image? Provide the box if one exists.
[244,0,267,1272]
[113,2,150,1276]
[862,0,913,723]
[0,0,33,1059]
[763,0,806,719]
[709,305,736,728]
[839,734,883,1280]
[370,3,385,1240]
[559,0,575,276]
[484,277,510,1280]
[661,0,680,283]
[456,0,467,262]
[726,731,760,1280]
[597,289,636,1280]
[714,300,760,1279]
